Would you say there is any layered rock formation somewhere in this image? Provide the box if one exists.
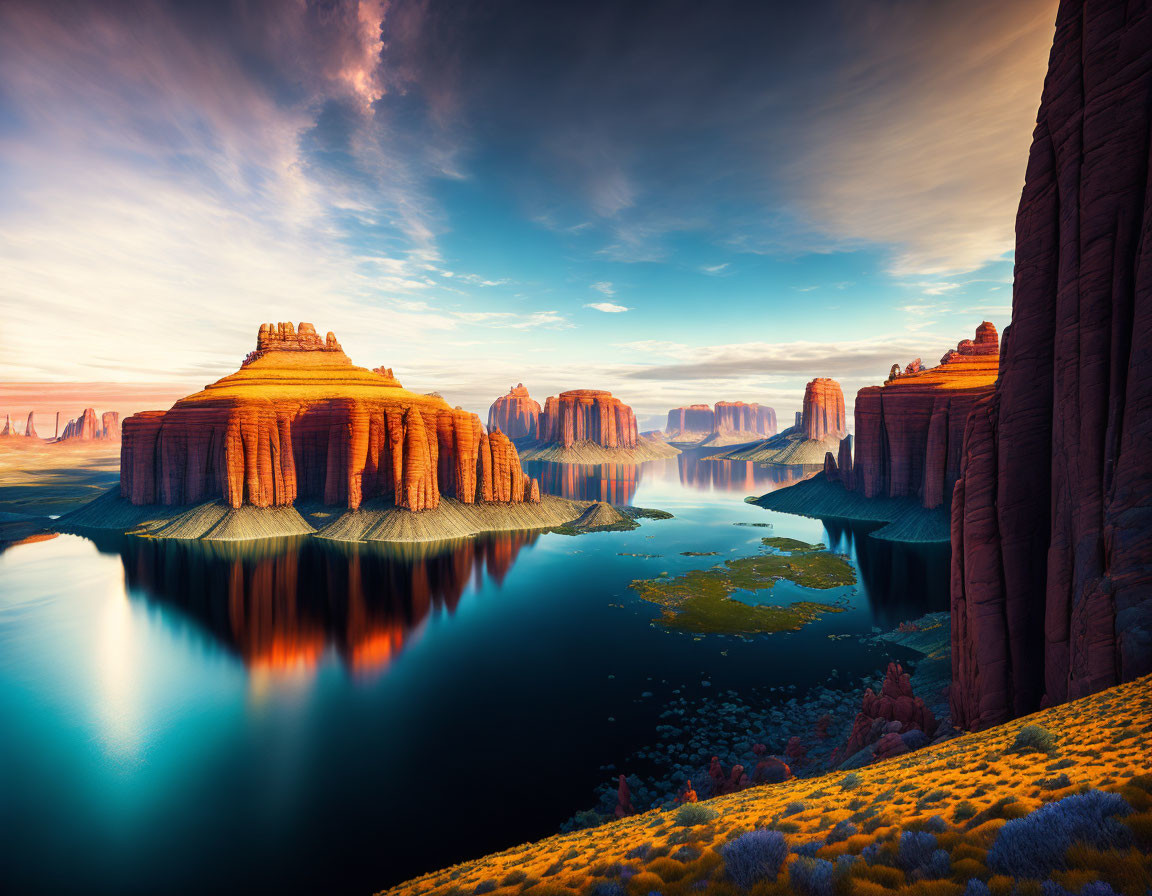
[538,390,638,449]
[951,1,1152,730]
[666,404,715,438]
[850,324,999,510]
[120,322,540,512]
[834,663,938,768]
[488,384,541,441]
[665,401,777,443]
[801,378,847,442]
[714,402,777,437]
[58,408,120,441]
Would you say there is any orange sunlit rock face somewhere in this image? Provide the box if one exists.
[538,389,638,449]
[58,407,120,441]
[849,323,999,510]
[487,383,541,440]
[120,322,539,510]
[801,378,847,442]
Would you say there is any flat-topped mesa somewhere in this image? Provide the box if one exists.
[851,323,999,510]
[951,1,1152,731]
[714,401,777,437]
[666,404,715,436]
[120,322,540,512]
[488,383,541,441]
[538,389,638,449]
[801,378,847,442]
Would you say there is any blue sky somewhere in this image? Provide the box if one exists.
[0,0,1055,429]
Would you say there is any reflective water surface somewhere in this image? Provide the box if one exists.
[0,450,948,894]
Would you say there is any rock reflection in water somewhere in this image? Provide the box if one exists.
[676,450,820,493]
[823,520,951,627]
[523,461,641,504]
[115,533,538,676]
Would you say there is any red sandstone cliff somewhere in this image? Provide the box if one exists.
[950,1,1152,730]
[850,324,999,510]
[538,390,638,449]
[60,408,100,441]
[714,402,777,437]
[488,384,541,441]
[801,379,847,442]
[120,322,540,512]
[666,404,715,436]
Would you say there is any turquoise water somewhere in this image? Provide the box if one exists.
[0,450,948,894]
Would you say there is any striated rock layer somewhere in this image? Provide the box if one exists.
[950,1,1152,731]
[851,324,999,510]
[538,390,637,449]
[121,322,540,512]
[665,401,777,441]
[487,384,541,441]
[666,404,715,438]
[802,378,847,442]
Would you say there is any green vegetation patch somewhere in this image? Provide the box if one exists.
[630,536,854,634]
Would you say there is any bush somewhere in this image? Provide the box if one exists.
[589,882,626,896]
[783,801,807,816]
[964,880,991,896]
[1040,773,1073,790]
[1009,725,1057,755]
[790,857,835,896]
[720,829,789,888]
[502,870,528,886]
[841,773,862,790]
[827,820,858,844]
[473,881,497,895]
[675,803,719,826]
[954,801,978,822]
[795,840,825,858]
[897,831,939,872]
[987,790,1132,878]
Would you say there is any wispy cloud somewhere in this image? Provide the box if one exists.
[585,302,631,313]
[591,281,616,296]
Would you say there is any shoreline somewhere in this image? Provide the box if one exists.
[58,488,672,546]
[749,472,951,543]
[515,436,680,463]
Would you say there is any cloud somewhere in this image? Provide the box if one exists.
[701,263,730,274]
[591,281,616,296]
[585,302,630,313]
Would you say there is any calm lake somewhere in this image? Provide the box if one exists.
[0,450,949,894]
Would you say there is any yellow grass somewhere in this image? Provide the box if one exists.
[381,675,1152,896]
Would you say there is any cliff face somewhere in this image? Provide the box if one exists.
[951,1,1152,731]
[714,402,777,437]
[488,384,541,440]
[801,379,846,442]
[666,404,715,436]
[538,390,638,449]
[852,324,1000,510]
[121,322,540,512]
[60,407,103,441]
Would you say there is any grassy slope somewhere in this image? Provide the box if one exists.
[750,474,951,543]
[383,675,1152,896]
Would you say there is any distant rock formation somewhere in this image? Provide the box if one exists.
[488,384,541,440]
[24,412,37,438]
[801,378,846,442]
[847,324,999,510]
[950,3,1152,731]
[835,663,938,768]
[665,401,777,444]
[666,404,715,438]
[59,407,120,441]
[120,322,540,512]
[538,390,638,449]
[0,414,13,437]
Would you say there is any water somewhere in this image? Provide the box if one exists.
[0,450,948,894]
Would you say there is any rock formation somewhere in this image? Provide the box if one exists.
[714,402,777,437]
[666,404,715,437]
[487,384,541,440]
[951,1,1152,731]
[538,390,637,449]
[24,412,37,438]
[801,378,847,442]
[100,412,120,441]
[0,414,13,437]
[835,663,937,768]
[120,322,540,512]
[665,401,777,442]
[60,407,99,440]
[850,324,999,510]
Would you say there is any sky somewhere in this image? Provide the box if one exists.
[0,0,1058,431]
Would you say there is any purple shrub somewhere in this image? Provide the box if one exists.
[720,829,789,888]
[897,830,938,872]
[789,857,835,896]
[964,880,992,896]
[987,790,1132,878]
